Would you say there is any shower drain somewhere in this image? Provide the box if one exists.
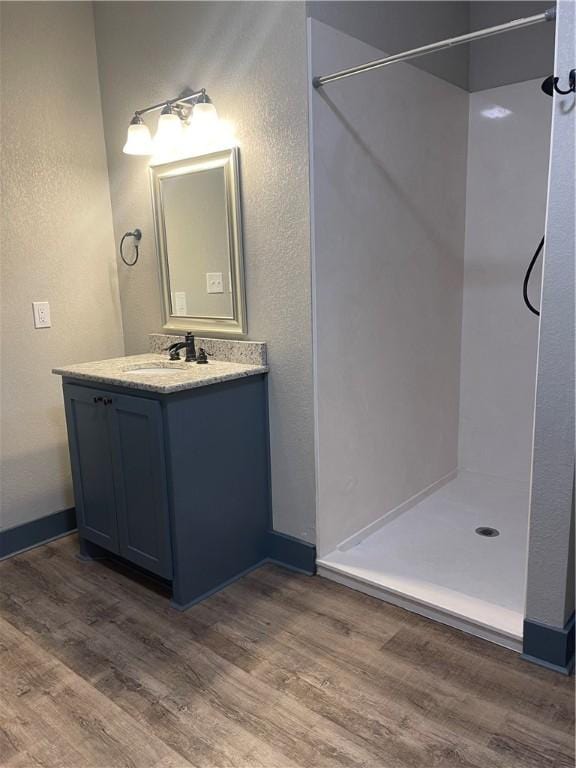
[475,526,500,538]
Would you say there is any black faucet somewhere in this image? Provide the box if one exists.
[165,332,196,362]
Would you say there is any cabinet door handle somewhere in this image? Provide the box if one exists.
[93,396,103,404]
[103,398,113,406]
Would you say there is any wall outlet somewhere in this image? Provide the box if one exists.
[206,272,224,294]
[32,301,51,329]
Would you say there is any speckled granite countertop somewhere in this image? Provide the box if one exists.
[149,334,267,366]
[53,353,268,394]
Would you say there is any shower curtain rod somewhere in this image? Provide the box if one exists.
[312,7,556,88]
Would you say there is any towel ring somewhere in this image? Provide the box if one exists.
[120,228,142,267]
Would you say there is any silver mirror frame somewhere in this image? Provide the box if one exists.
[150,147,247,337]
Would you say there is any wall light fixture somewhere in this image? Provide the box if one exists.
[123,88,223,158]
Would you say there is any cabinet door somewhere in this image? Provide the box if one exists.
[63,384,119,553]
[107,393,172,579]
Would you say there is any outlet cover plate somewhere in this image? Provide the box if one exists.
[206,272,224,294]
[32,301,51,329]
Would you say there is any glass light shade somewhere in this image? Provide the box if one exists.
[153,112,183,153]
[191,101,219,133]
[123,122,154,155]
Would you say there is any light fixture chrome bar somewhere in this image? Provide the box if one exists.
[135,89,206,117]
[313,7,556,88]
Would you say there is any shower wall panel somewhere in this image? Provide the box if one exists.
[310,20,468,555]
[458,79,551,483]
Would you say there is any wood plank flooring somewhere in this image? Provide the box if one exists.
[0,535,573,768]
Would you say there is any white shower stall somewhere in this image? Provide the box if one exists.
[309,16,553,650]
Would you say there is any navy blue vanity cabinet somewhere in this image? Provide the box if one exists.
[107,392,172,578]
[64,383,172,579]
[63,385,120,555]
[62,374,271,608]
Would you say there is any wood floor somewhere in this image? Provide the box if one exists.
[0,536,573,768]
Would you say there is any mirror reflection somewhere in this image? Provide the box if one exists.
[150,148,247,336]
[162,167,233,319]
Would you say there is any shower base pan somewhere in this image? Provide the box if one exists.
[317,470,529,651]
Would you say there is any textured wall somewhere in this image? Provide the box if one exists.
[310,20,468,555]
[459,79,551,482]
[93,1,316,542]
[525,0,575,629]
[0,2,125,531]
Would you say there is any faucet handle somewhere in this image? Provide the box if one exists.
[164,341,182,360]
[196,348,209,364]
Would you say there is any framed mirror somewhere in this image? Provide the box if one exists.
[150,147,247,336]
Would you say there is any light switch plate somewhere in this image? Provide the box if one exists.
[174,291,187,315]
[206,272,224,294]
[32,301,51,328]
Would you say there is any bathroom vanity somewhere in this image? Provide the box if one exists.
[51,145,315,606]
[54,348,272,608]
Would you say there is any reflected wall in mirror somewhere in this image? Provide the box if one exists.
[150,148,247,336]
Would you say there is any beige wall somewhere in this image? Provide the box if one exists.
[0,2,125,531]
[93,2,316,542]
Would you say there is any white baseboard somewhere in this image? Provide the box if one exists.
[336,469,458,552]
